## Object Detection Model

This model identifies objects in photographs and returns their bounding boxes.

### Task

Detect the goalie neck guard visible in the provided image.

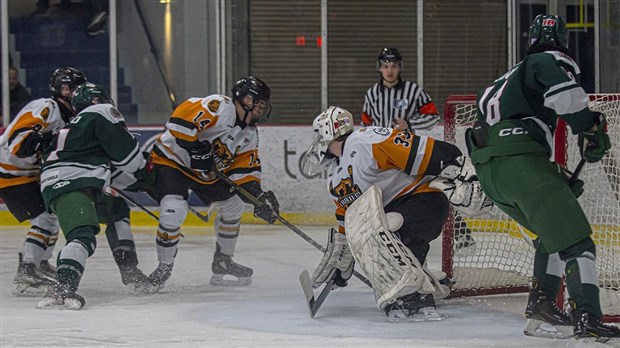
[301,106,354,176]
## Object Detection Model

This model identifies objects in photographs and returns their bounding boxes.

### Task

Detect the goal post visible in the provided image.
[442,94,620,322]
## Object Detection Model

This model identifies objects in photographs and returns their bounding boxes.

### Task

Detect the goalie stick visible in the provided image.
[299,270,335,318]
[209,167,373,288]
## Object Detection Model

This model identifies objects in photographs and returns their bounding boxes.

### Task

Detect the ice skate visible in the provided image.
[112,250,153,294]
[454,214,476,250]
[37,284,85,310]
[384,292,441,322]
[523,284,572,339]
[119,265,154,294]
[38,259,57,280]
[454,228,476,250]
[13,259,56,297]
[210,248,253,286]
[147,262,174,293]
[572,309,620,345]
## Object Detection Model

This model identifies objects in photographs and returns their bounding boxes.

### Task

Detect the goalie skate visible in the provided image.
[384,293,442,322]
[210,251,253,286]
[37,287,85,310]
[13,261,56,297]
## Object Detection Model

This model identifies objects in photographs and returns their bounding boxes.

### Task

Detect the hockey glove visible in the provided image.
[430,177,494,216]
[578,112,611,163]
[188,141,216,171]
[253,190,280,224]
[311,228,354,289]
[15,131,55,158]
[447,155,475,181]
[559,165,584,199]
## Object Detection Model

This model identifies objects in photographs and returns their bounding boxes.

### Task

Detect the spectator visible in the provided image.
[32,0,108,37]
[9,66,34,121]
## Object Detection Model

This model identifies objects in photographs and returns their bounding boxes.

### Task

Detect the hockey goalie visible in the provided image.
[303,106,493,319]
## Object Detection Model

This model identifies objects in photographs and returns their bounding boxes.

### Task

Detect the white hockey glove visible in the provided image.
[311,228,355,289]
[430,155,493,216]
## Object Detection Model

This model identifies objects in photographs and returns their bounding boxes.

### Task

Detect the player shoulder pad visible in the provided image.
[25,98,56,122]
[202,94,236,126]
[80,104,125,124]
[355,127,393,142]
[536,51,581,76]
[200,94,232,115]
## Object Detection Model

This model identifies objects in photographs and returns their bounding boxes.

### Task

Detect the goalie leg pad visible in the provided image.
[345,185,435,311]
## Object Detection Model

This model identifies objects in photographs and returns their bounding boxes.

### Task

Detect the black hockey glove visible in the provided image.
[125,153,157,193]
[578,112,611,163]
[254,190,280,224]
[559,164,584,199]
[15,131,55,158]
[188,141,216,171]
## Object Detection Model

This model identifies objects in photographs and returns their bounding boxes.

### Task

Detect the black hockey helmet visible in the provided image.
[377,48,404,75]
[378,48,402,63]
[528,14,568,51]
[49,67,87,100]
[71,82,115,113]
[231,76,272,126]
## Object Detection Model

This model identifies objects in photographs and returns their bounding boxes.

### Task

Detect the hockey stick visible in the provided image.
[299,269,335,318]
[568,158,586,186]
[107,187,191,237]
[188,206,210,223]
[209,167,373,288]
[108,187,160,222]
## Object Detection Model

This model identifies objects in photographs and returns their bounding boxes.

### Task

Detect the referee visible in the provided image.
[362,48,440,131]
[363,48,475,250]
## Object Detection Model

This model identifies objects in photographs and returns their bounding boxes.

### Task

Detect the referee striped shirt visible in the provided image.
[362,79,440,130]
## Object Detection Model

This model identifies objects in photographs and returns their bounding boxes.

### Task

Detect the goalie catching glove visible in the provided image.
[578,111,611,163]
[311,228,355,289]
[430,155,493,216]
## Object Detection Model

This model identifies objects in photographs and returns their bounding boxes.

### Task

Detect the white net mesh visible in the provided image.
[443,94,620,317]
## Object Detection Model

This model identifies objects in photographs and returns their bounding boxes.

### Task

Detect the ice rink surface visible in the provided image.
[0,225,612,348]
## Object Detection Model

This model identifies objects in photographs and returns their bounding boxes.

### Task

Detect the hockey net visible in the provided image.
[442,94,620,321]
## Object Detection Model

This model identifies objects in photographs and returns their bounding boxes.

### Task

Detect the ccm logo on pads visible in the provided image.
[498,127,528,136]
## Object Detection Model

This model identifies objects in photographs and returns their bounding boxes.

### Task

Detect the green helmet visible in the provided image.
[528,14,568,50]
[71,82,114,113]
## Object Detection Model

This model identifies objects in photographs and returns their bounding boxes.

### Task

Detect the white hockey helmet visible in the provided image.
[301,106,354,176]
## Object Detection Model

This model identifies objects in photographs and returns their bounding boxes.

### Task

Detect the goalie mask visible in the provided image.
[301,106,354,176]
[231,76,272,126]
[528,14,568,51]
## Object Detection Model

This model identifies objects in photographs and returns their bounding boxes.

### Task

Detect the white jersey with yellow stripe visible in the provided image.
[0,98,65,188]
[327,127,439,233]
[152,94,261,185]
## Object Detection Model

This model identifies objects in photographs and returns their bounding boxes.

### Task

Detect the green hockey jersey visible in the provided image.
[476,50,596,151]
[40,104,144,206]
